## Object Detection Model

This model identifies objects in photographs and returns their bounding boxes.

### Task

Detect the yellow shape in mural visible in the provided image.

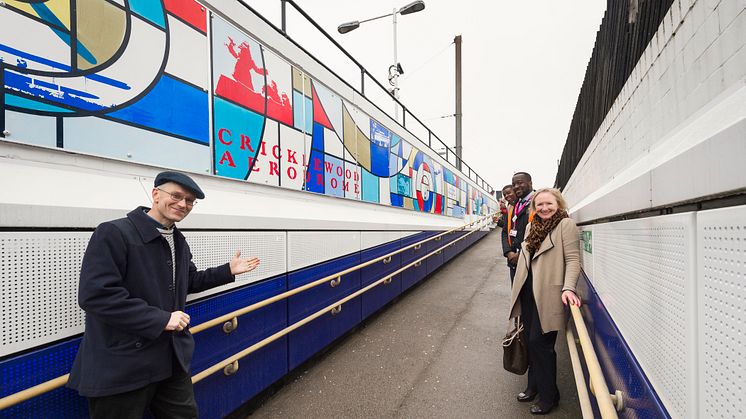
[76,0,126,70]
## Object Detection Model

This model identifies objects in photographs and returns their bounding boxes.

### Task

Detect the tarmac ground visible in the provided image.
[247,229,581,418]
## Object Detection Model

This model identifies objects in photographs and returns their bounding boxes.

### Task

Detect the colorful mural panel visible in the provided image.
[0,0,494,218]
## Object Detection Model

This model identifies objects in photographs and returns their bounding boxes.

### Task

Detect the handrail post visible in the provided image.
[281,0,287,33]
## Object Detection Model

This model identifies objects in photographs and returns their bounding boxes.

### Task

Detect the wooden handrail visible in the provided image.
[569,304,623,418]
[0,215,493,410]
[565,327,594,419]
[189,214,493,334]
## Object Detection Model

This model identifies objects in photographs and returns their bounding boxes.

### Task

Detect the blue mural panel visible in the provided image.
[324,154,344,197]
[129,0,166,28]
[305,149,325,194]
[108,74,209,143]
[292,90,312,134]
[213,97,265,180]
[361,168,379,203]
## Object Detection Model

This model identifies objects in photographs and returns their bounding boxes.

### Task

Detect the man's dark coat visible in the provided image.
[501,199,533,259]
[68,207,234,397]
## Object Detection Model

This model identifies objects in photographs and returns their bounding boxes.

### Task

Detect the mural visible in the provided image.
[1,0,494,217]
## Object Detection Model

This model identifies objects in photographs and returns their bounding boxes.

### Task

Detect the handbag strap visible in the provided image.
[502,317,524,347]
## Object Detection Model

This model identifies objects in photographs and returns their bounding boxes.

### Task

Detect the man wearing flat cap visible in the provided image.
[68,171,260,418]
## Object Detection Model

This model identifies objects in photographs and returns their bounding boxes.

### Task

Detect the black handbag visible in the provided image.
[502,317,528,375]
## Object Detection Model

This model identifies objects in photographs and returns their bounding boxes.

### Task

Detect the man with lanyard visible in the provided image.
[501,172,535,282]
[68,171,261,418]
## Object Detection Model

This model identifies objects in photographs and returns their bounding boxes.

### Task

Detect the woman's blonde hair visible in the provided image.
[530,188,568,213]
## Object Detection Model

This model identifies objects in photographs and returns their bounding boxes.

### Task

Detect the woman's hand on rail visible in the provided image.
[230,251,261,275]
[562,290,581,308]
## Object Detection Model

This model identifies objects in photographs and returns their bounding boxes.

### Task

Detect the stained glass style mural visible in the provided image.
[0,0,494,217]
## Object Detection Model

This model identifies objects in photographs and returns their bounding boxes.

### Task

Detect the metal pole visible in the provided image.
[393,9,399,121]
[454,35,462,170]
[281,0,287,33]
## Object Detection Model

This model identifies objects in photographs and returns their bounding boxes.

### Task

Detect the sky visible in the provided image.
[249,0,607,193]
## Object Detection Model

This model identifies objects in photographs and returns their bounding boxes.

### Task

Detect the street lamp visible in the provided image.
[337,1,426,120]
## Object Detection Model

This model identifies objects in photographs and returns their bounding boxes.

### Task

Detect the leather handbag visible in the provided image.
[502,317,528,375]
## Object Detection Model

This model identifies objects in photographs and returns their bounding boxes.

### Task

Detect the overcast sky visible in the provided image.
[250,1,607,192]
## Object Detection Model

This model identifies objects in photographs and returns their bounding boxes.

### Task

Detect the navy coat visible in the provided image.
[68,207,234,397]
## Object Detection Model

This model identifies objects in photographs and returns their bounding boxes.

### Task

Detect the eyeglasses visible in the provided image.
[157,188,198,206]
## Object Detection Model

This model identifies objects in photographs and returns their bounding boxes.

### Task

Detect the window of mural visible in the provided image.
[0,0,492,217]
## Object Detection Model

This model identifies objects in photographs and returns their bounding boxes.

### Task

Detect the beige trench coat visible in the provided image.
[508,217,581,333]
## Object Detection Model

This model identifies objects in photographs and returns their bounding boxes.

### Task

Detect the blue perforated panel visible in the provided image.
[0,340,86,418]
[576,272,671,419]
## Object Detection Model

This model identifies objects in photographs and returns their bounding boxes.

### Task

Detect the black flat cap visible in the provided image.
[154,171,205,199]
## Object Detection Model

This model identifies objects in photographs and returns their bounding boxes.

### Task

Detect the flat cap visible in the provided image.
[154,171,205,199]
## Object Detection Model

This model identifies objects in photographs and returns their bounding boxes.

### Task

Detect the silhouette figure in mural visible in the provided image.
[226,37,267,92]
[216,36,293,125]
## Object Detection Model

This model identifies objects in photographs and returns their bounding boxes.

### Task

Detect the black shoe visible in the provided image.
[530,398,559,415]
[517,389,538,402]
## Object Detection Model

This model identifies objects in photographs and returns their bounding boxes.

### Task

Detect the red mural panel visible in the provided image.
[164,0,207,33]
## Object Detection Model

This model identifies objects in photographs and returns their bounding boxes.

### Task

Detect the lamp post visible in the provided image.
[338,1,426,121]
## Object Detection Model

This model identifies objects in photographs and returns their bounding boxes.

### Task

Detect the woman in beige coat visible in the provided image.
[508,188,581,415]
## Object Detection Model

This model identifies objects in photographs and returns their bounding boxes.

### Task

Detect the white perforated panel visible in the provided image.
[698,206,746,419]
[591,213,696,419]
[287,231,361,271]
[185,232,287,301]
[0,232,89,357]
[361,231,404,250]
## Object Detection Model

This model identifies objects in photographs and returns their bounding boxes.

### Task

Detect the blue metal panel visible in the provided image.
[425,232,445,275]
[361,273,402,319]
[288,297,362,370]
[288,253,361,323]
[401,260,427,292]
[188,276,288,417]
[287,253,362,370]
[0,340,86,419]
[360,240,401,287]
[576,273,670,419]
[360,239,402,317]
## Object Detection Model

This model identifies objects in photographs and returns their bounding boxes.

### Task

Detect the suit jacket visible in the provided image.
[501,198,532,258]
[508,218,580,333]
[67,207,234,397]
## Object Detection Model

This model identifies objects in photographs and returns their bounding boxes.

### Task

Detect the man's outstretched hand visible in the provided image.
[230,250,261,275]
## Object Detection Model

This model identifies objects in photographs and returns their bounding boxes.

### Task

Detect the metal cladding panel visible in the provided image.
[401,262,427,292]
[0,340,85,418]
[360,241,402,287]
[287,231,361,272]
[697,206,746,419]
[185,231,287,301]
[360,231,404,249]
[287,253,361,324]
[189,276,288,418]
[288,296,362,371]
[361,273,402,319]
[589,213,696,419]
[575,274,671,419]
[0,232,89,358]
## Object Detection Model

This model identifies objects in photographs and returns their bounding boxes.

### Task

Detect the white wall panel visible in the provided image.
[287,231,361,272]
[0,232,88,357]
[590,213,697,419]
[185,231,287,301]
[361,231,403,250]
[697,205,746,419]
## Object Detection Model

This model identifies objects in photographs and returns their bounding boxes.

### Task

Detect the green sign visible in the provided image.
[581,231,592,253]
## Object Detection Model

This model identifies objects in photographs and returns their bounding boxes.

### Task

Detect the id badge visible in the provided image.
[509,229,518,237]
